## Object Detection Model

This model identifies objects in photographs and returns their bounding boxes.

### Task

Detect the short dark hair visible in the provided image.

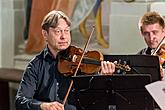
[139,11,165,31]
[41,10,71,32]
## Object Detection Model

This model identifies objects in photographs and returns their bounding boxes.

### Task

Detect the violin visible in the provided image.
[152,37,165,66]
[58,45,131,76]
[151,37,165,80]
[155,43,165,65]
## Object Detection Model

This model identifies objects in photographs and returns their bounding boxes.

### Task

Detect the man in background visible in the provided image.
[138,11,165,80]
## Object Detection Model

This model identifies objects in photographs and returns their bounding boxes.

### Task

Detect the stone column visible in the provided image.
[0,0,14,68]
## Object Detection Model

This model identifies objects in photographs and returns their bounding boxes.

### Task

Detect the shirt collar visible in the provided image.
[43,45,70,60]
[43,45,54,59]
[146,47,152,55]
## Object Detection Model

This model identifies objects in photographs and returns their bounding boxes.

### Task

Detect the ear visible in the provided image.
[139,26,144,36]
[42,30,48,40]
[162,27,165,37]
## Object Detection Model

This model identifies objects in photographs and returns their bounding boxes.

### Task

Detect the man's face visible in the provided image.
[141,23,165,49]
[43,18,71,52]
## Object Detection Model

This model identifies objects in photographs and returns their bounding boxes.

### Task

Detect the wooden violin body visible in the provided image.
[58,46,131,76]
[58,46,103,76]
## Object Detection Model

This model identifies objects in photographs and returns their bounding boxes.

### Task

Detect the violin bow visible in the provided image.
[63,26,95,105]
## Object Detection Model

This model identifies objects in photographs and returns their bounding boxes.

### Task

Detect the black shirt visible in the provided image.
[137,47,152,55]
[15,46,76,110]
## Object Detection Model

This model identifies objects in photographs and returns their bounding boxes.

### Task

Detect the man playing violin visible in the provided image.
[15,10,116,110]
[137,11,165,80]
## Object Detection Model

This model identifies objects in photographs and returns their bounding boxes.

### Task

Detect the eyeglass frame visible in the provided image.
[49,27,71,36]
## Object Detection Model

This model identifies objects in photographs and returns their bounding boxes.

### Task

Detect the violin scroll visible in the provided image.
[115,63,131,72]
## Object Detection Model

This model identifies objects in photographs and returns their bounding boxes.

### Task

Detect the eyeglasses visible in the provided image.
[50,28,70,35]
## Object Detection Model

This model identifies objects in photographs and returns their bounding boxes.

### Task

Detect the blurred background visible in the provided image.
[0,0,165,110]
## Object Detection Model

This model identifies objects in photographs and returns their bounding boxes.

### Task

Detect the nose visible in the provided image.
[60,34,65,39]
[148,32,155,41]
[60,31,65,39]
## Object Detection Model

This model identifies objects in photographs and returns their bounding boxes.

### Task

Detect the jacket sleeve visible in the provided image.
[15,60,42,110]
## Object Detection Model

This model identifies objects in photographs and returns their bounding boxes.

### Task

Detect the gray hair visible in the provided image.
[41,10,71,32]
